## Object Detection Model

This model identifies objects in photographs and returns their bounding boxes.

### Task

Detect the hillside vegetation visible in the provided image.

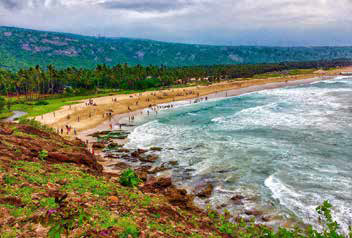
[0,121,351,237]
[1,26,352,70]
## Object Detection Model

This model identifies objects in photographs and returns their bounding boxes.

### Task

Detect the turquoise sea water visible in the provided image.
[125,77,352,233]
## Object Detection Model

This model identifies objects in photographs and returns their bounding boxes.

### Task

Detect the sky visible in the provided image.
[0,0,351,46]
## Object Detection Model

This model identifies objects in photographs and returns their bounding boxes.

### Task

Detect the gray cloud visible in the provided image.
[0,0,351,46]
[100,0,195,12]
[0,0,23,10]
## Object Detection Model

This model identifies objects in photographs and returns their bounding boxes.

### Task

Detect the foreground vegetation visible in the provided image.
[0,121,351,237]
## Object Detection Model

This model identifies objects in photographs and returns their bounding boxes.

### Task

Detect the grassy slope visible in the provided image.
[0,122,349,237]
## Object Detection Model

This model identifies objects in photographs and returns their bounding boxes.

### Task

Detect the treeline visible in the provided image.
[0,59,351,97]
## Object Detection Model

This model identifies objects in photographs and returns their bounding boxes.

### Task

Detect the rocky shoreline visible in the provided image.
[88,129,281,226]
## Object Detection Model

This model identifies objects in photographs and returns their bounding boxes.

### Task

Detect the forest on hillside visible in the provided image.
[2,26,352,70]
[0,59,350,98]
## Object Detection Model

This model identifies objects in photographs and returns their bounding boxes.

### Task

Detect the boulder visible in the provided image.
[244,209,263,216]
[139,155,158,163]
[195,183,214,198]
[231,195,245,205]
[142,177,172,193]
[92,142,105,149]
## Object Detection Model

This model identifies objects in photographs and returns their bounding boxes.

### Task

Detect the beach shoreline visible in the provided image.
[35,66,352,138]
[78,75,334,142]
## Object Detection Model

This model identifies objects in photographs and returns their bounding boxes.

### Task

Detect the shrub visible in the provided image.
[0,96,5,111]
[39,150,48,160]
[35,100,49,106]
[119,169,141,188]
[18,118,54,133]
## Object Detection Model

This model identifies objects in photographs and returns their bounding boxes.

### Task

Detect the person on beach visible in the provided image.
[74,128,77,136]
[109,123,112,131]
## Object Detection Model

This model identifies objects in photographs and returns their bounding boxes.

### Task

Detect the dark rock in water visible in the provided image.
[137,148,148,154]
[216,204,227,209]
[195,183,214,198]
[131,151,142,158]
[92,142,105,149]
[139,155,158,163]
[245,209,264,216]
[103,142,121,151]
[117,148,130,153]
[148,164,168,174]
[261,215,272,222]
[139,165,152,171]
[184,168,195,172]
[169,160,178,166]
[89,130,130,141]
[150,147,162,151]
[231,195,245,205]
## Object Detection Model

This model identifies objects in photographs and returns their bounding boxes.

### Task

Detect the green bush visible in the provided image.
[119,169,141,188]
[18,118,54,133]
[39,150,48,160]
[35,100,49,106]
[0,96,5,111]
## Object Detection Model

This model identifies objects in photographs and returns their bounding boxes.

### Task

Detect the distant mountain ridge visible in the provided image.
[1,26,352,70]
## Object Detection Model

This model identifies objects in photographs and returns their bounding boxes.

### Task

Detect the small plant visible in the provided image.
[3,175,17,185]
[117,218,140,238]
[39,150,48,160]
[119,169,141,188]
[315,200,345,238]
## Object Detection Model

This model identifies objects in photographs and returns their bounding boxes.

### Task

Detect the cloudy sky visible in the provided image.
[0,0,351,46]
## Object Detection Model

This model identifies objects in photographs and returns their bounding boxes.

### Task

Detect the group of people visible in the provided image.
[57,125,77,136]
[85,99,97,106]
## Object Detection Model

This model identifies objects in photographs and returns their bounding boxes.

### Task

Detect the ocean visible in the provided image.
[124,77,352,233]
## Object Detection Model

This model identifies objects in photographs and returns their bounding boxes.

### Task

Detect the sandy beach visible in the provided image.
[35,66,352,137]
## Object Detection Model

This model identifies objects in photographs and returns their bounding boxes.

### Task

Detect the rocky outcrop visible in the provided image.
[0,122,103,173]
[195,183,214,198]
[141,176,197,210]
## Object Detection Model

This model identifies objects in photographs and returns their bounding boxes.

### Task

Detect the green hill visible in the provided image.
[1,26,352,70]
